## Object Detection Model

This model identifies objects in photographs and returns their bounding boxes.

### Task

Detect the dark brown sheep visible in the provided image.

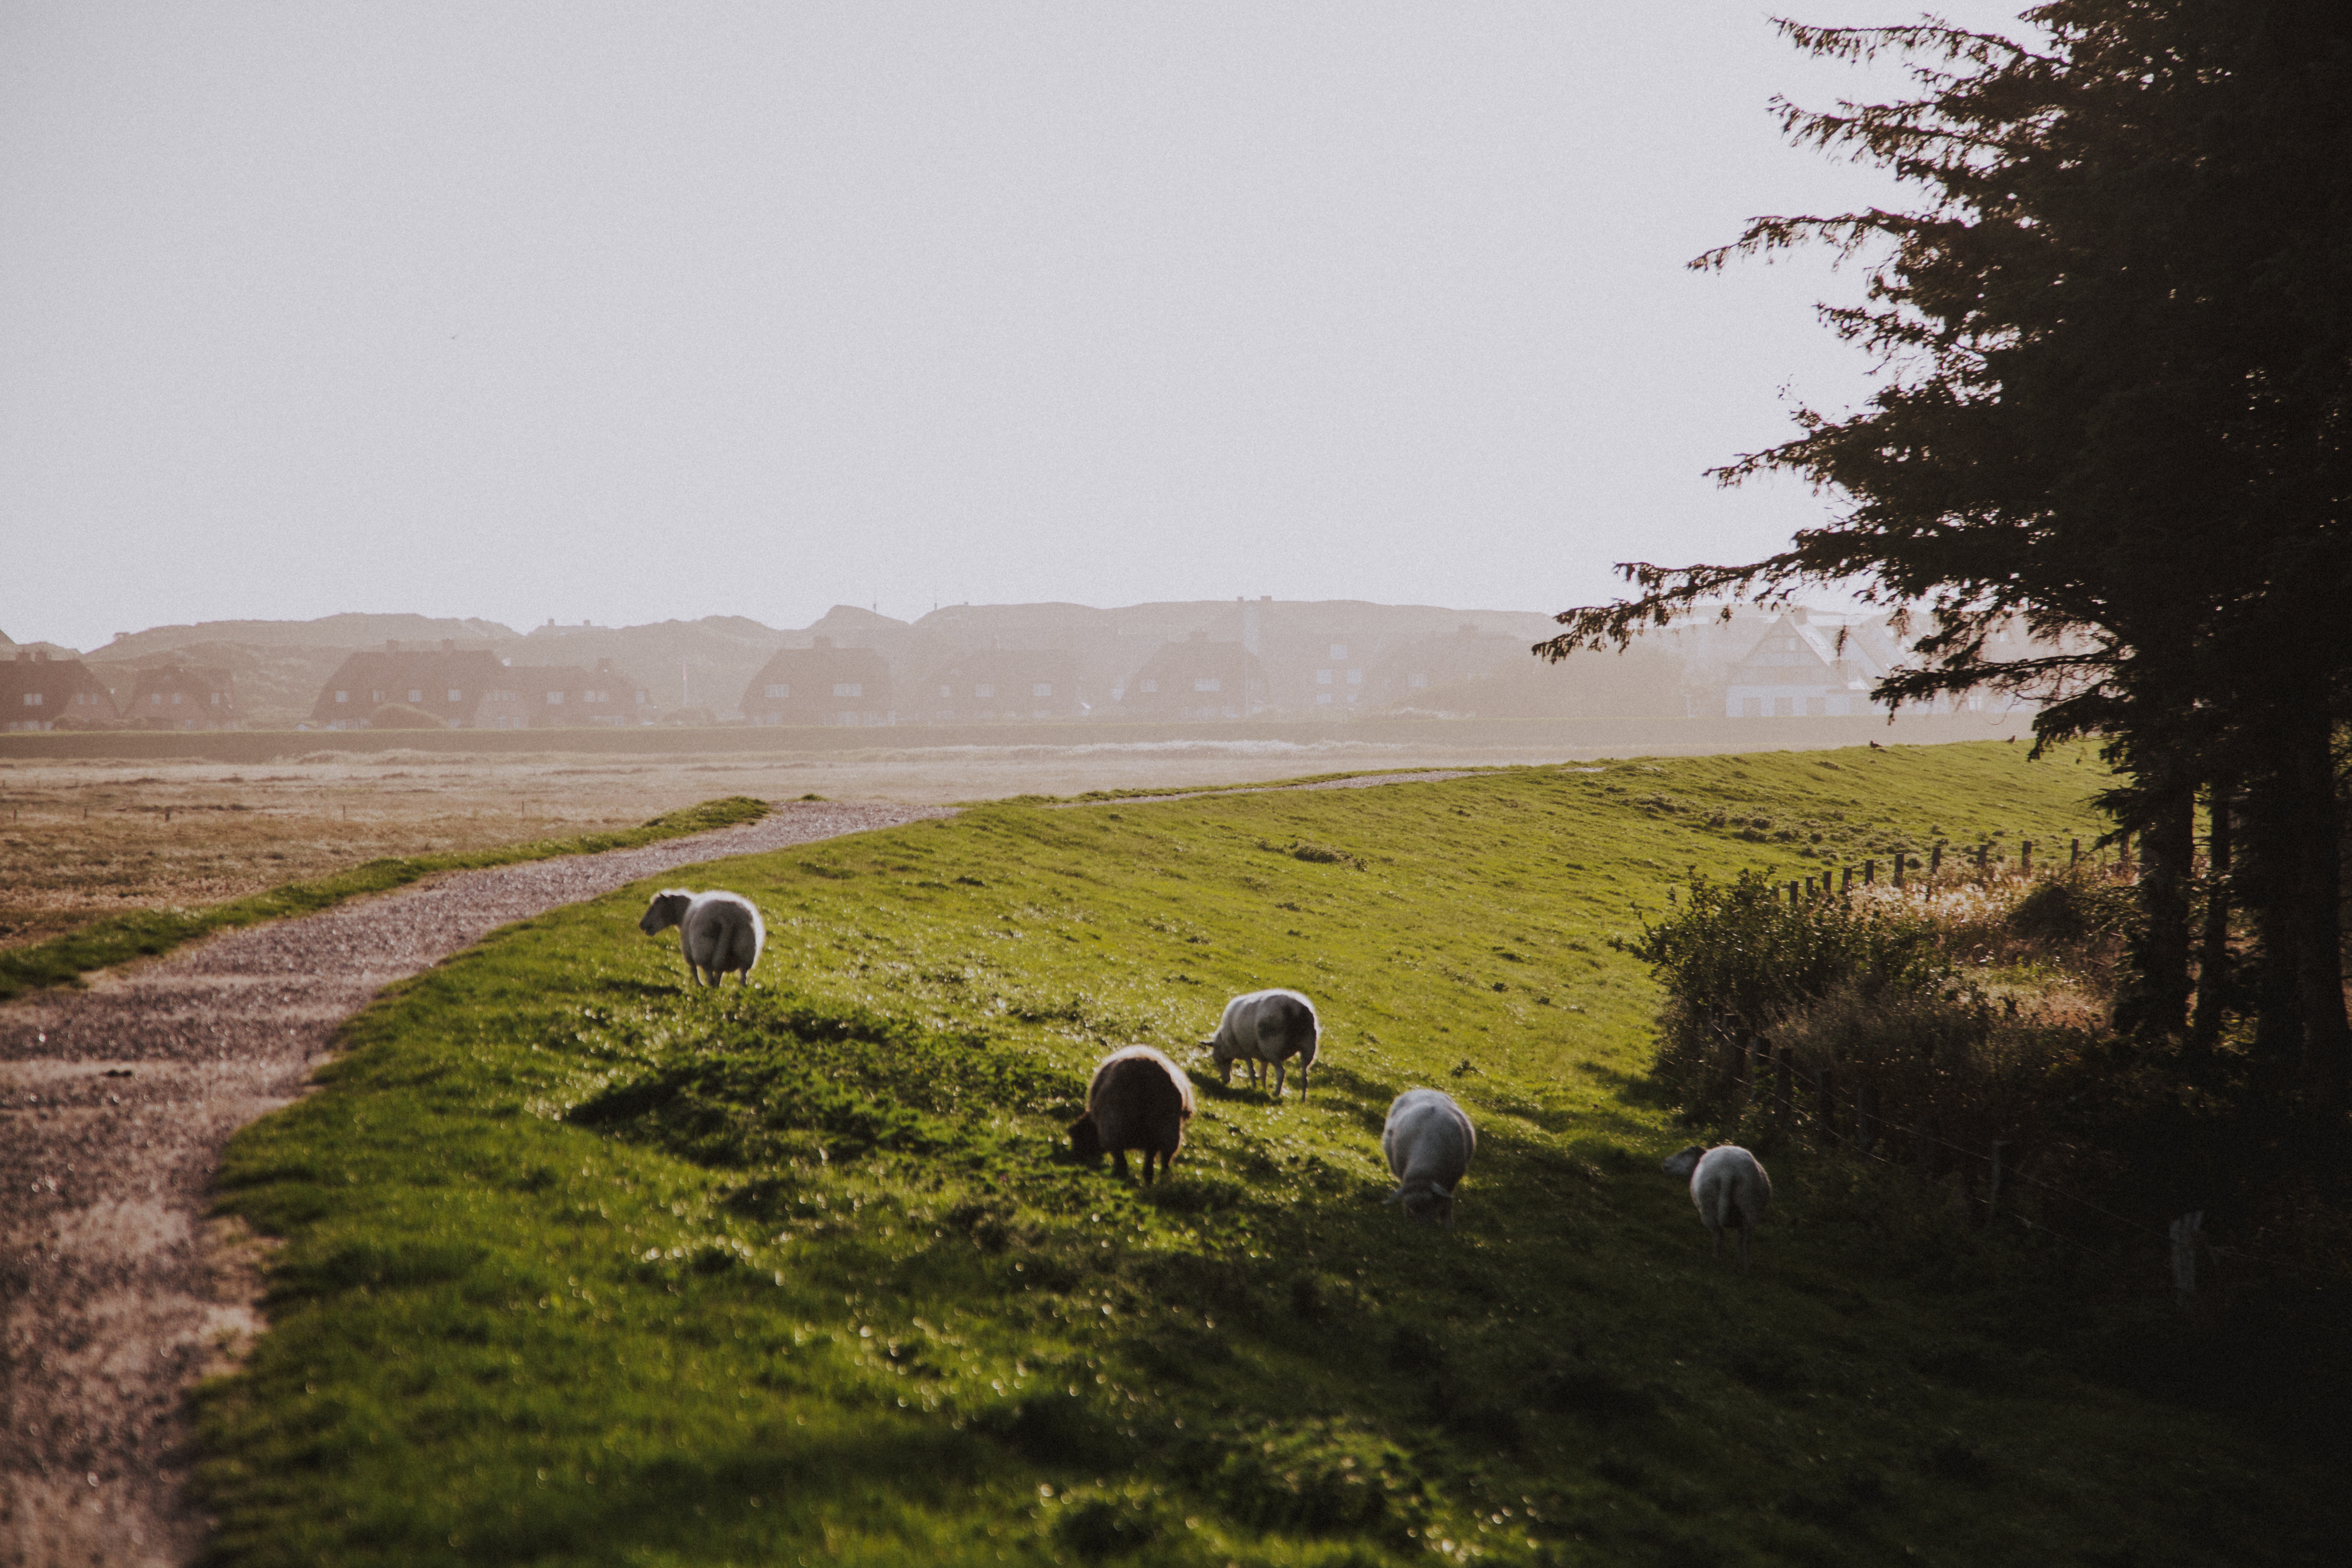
[1068,1045,1196,1182]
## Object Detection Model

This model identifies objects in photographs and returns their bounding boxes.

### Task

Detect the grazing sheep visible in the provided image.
[1202,988,1321,1101]
[1661,1144,1772,1271]
[638,888,765,986]
[1381,1088,1475,1228]
[1069,1045,1196,1182]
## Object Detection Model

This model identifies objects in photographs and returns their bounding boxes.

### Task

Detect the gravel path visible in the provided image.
[1051,768,1482,807]
[0,802,944,1568]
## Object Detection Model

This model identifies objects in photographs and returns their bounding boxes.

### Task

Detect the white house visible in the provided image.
[1723,610,1897,717]
[1724,608,2055,717]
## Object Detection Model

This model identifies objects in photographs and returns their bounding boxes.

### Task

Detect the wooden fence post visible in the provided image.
[2070,838,2081,867]
[1930,843,1942,879]
[1841,866,1853,895]
[2022,840,2033,877]
[1893,851,1906,889]
[1864,859,1876,885]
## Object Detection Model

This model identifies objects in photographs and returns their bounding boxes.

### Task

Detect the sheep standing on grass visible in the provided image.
[638,888,765,987]
[1382,1088,1475,1228]
[1069,1045,1196,1182]
[1662,1144,1772,1271]
[1203,988,1320,1101]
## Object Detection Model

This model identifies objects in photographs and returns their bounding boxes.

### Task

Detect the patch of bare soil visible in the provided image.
[0,748,1527,953]
[0,801,944,1568]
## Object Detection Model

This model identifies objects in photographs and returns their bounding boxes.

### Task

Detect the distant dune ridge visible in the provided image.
[24,598,2042,731]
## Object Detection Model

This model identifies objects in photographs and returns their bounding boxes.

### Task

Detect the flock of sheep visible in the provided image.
[641,886,1770,1264]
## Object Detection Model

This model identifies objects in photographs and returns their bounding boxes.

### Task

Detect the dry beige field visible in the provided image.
[0,736,1583,950]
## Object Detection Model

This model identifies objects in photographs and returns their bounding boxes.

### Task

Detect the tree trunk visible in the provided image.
[2118,769,2196,1041]
[2234,706,2351,1108]
[2189,784,2235,1050]
[2280,710,2350,1106]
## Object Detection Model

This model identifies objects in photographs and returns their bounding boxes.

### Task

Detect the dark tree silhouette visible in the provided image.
[1539,1,2352,1101]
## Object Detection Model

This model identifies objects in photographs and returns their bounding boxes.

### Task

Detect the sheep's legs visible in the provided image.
[1112,1150,1131,1180]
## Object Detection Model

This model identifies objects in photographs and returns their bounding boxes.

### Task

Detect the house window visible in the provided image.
[1316,670,1333,684]
[1032,683,1052,697]
[975,683,994,699]
[1346,669,1362,685]
[1409,673,1427,689]
[547,691,564,704]
[1330,643,1348,660]
[1139,680,1158,694]
[449,689,462,702]
[372,690,384,703]
[335,691,348,703]
[21,693,39,706]
[211,692,221,705]
[833,682,862,698]
[1194,677,1221,693]
[408,689,423,703]
[172,693,182,705]
[766,684,789,700]
[1315,693,1332,705]
[152,695,162,706]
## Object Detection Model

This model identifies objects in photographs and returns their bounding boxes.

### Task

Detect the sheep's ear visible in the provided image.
[1382,1187,1406,1206]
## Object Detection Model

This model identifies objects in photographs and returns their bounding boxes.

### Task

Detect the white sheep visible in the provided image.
[1381,1088,1475,1227]
[638,888,765,986]
[1661,1144,1772,1271]
[1069,1045,1197,1182]
[1202,988,1321,1101]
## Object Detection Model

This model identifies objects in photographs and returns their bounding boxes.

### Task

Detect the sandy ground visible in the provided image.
[0,801,945,1568]
[0,739,1609,952]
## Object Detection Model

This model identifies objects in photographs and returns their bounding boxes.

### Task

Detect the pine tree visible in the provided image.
[1541,1,2352,1100]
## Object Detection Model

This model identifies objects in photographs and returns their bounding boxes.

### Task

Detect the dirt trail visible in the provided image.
[0,801,944,1568]
[1049,768,1483,807]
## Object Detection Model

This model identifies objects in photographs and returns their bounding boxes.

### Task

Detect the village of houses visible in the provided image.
[0,597,2048,735]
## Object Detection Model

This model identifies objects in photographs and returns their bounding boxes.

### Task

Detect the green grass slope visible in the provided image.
[0,797,770,1003]
[195,744,2336,1566]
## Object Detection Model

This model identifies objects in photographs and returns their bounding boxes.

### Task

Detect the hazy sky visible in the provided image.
[3,2,2036,650]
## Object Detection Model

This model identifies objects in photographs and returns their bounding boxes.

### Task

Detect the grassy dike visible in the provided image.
[0,797,771,1003]
[193,745,2336,1566]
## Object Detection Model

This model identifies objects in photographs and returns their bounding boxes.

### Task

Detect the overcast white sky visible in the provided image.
[2,1,2036,650]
